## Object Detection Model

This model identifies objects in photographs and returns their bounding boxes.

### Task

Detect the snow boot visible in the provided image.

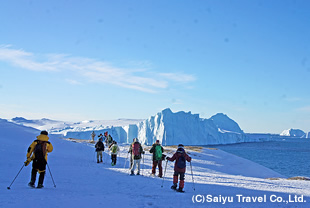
[37,184,44,189]
[130,171,135,176]
[97,159,100,163]
[137,172,140,175]
[171,183,177,190]
[176,188,184,193]
[28,182,35,188]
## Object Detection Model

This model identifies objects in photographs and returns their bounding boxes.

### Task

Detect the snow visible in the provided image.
[1,118,310,208]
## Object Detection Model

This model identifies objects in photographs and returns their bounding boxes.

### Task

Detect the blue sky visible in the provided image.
[0,0,310,133]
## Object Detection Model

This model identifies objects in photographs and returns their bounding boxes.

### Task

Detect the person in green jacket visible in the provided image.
[149,140,164,177]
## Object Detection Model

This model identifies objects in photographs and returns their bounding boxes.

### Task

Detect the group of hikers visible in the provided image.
[23,130,192,192]
[94,132,192,192]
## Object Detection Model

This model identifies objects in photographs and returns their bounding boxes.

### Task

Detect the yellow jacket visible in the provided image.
[26,134,53,162]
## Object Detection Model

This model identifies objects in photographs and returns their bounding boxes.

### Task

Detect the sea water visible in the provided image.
[208,138,310,178]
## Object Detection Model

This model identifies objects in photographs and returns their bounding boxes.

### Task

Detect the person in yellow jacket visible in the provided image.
[24,130,53,188]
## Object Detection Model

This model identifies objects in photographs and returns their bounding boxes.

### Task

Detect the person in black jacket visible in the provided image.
[95,137,105,163]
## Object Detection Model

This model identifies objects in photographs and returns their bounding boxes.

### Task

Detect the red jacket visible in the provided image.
[168,149,191,173]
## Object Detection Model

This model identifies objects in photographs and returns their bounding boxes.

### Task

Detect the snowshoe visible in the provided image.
[176,188,184,193]
[171,184,177,190]
[28,182,35,188]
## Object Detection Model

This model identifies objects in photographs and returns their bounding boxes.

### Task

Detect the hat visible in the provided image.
[156,140,160,144]
[178,144,184,149]
[134,138,139,143]
[177,147,184,153]
[41,130,48,135]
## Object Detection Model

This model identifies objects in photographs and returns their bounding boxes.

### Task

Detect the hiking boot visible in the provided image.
[171,184,177,190]
[176,188,184,193]
[37,184,44,189]
[28,182,35,188]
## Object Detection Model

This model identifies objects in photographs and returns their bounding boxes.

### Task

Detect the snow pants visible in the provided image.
[152,160,163,177]
[30,159,46,185]
[173,171,185,189]
[131,159,141,174]
[97,151,103,162]
[111,154,117,164]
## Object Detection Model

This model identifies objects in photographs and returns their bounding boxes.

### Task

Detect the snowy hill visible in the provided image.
[280,129,307,138]
[1,118,310,207]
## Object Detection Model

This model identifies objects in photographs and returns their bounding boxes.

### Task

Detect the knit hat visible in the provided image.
[156,140,160,144]
[41,130,48,135]
[178,144,184,149]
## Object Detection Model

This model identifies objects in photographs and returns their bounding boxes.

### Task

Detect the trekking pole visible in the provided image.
[141,154,145,176]
[7,164,25,190]
[161,160,168,188]
[190,161,195,191]
[47,163,56,188]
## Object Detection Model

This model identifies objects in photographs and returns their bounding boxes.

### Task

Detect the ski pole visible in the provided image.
[7,164,25,190]
[190,161,195,191]
[161,160,168,188]
[47,163,56,188]
[141,154,145,176]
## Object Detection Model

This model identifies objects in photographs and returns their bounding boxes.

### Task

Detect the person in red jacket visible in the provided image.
[166,144,191,192]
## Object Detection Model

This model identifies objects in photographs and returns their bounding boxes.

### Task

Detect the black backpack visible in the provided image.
[34,141,46,161]
[177,154,186,169]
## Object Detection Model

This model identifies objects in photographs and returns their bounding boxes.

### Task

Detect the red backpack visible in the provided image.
[132,142,140,156]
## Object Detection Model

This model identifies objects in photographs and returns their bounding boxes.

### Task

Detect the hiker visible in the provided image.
[91,131,96,141]
[149,140,164,177]
[166,144,192,192]
[109,141,120,166]
[105,132,113,146]
[98,133,104,141]
[128,138,135,169]
[128,138,144,175]
[24,130,53,188]
[95,137,105,163]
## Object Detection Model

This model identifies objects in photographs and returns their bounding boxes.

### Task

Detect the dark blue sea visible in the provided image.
[208,138,310,178]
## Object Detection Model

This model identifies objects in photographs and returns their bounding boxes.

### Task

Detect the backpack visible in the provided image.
[132,142,140,156]
[154,145,162,161]
[111,145,118,154]
[177,154,186,169]
[34,141,46,161]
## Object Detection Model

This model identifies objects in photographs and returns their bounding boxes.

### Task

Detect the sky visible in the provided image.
[0,0,310,134]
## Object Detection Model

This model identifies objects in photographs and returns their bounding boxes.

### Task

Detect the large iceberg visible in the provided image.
[280,129,306,138]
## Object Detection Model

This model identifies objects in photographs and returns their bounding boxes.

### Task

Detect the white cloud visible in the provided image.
[0,45,196,93]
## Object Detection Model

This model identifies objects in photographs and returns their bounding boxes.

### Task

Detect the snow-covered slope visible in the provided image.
[1,118,310,208]
[280,129,306,138]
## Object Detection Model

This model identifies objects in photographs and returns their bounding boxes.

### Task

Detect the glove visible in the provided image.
[24,158,31,166]
[166,157,170,161]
